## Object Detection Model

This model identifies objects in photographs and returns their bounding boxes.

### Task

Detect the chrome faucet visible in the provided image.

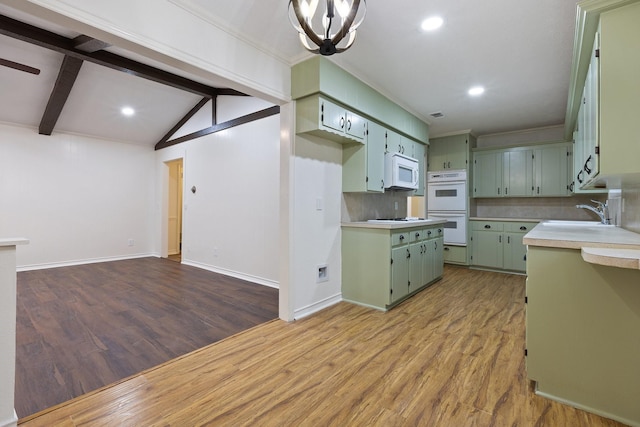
[576,200,610,224]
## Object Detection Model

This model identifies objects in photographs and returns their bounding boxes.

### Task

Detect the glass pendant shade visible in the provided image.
[289,0,366,55]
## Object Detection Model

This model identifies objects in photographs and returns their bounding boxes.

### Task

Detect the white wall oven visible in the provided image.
[427,170,468,246]
[425,213,467,245]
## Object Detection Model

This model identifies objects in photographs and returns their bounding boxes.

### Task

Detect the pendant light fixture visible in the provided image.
[288,0,366,56]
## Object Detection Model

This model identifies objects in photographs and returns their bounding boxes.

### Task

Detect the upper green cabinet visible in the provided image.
[473,142,571,198]
[292,56,429,144]
[296,95,367,144]
[565,0,640,189]
[428,134,472,171]
[343,121,386,193]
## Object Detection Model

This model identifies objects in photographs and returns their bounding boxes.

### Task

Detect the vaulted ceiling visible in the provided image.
[0,1,580,145]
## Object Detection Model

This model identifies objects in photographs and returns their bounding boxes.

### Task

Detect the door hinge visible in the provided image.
[525,296,528,304]
[525,349,528,357]
[595,146,600,155]
[390,258,393,265]
[366,176,369,183]
[595,48,600,58]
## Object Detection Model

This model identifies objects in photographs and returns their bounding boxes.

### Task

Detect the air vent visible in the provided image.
[430,112,444,118]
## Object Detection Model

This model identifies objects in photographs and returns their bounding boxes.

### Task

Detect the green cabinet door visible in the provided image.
[366,121,386,192]
[428,138,448,171]
[408,241,423,293]
[428,134,469,171]
[473,151,502,197]
[412,142,426,196]
[534,144,570,196]
[391,246,409,303]
[471,230,503,269]
[447,135,470,170]
[433,237,444,279]
[503,149,533,197]
[504,232,527,271]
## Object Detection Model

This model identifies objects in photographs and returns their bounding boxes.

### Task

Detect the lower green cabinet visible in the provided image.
[342,224,444,310]
[470,220,537,273]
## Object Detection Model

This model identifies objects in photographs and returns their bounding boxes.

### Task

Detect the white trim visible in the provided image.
[293,294,342,320]
[181,260,279,289]
[16,253,156,272]
[341,298,387,312]
[0,410,18,427]
[535,388,640,427]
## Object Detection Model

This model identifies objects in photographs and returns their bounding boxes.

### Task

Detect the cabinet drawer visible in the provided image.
[505,222,538,233]
[471,221,504,232]
[392,231,410,246]
[409,229,425,243]
[443,245,467,264]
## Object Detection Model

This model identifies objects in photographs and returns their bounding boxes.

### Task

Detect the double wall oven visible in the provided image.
[427,170,468,246]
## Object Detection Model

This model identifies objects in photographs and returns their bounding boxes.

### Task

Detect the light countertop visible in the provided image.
[342,219,447,230]
[469,217,542,223]
[524,221,640,269]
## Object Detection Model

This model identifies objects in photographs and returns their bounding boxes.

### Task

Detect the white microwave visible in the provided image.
[384,152,419,190]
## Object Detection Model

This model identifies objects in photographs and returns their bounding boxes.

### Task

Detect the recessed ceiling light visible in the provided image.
[421,16,443,31]
[121,106,135,116]
[468,86,485,96]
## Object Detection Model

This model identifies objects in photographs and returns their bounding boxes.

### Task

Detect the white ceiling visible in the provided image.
[0,0,580,145]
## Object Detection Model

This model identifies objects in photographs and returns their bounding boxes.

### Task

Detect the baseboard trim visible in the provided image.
[535,388,639,427]
[16,253,156,272]
[293,294,342,320]
[0,410,18,427]
[181,260,279,289]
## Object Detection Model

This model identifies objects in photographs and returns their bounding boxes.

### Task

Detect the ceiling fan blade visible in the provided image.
[0,58,40,75]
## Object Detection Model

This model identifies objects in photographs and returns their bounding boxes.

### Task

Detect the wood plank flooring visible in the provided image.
[15,257,279,418]
[19,266,627,426]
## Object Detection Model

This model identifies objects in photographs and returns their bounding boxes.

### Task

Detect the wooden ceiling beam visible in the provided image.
[155,97,211,148]
[73,35,111,53]
[155,105,280,151]
[39,55,83,135]
[0,14,240,98]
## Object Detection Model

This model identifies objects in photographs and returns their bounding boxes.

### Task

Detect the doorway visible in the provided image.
[167,159,183,262]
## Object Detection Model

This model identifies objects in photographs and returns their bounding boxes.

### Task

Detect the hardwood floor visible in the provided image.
[19,266,627,426]
[15,257,279,418]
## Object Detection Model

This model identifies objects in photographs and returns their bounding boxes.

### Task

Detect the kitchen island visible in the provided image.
[523,221,640,426]
[342,219,446,311]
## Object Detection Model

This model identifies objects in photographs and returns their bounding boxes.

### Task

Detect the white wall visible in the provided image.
[156,97,280,287]
[0,123,156,269]
[291,134,343,318]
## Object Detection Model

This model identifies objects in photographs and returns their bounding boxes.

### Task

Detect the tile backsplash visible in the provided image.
[621,187,640,233]
[342,192,410,222]
[474,195,610,222]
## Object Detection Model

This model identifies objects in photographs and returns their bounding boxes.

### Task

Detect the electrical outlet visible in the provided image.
[128,239,134,246]
[317,264,329,283]
[394,201,399,210]
[213,247,218,257]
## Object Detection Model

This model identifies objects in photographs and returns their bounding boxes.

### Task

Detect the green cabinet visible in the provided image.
[473,151,503,197]
[526,245,640,424]
[343,121,386,193]
[342,224,444,310]
[391,235,410,304]
[470,220,537,272]
[565,1,640,189]
[291,56,429,144]
[533,144,571,196]
[442,245,468,265]
[473,143,571,198]
[296,95,367,144]
[428,134,471,171]
[503,149,534,197]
